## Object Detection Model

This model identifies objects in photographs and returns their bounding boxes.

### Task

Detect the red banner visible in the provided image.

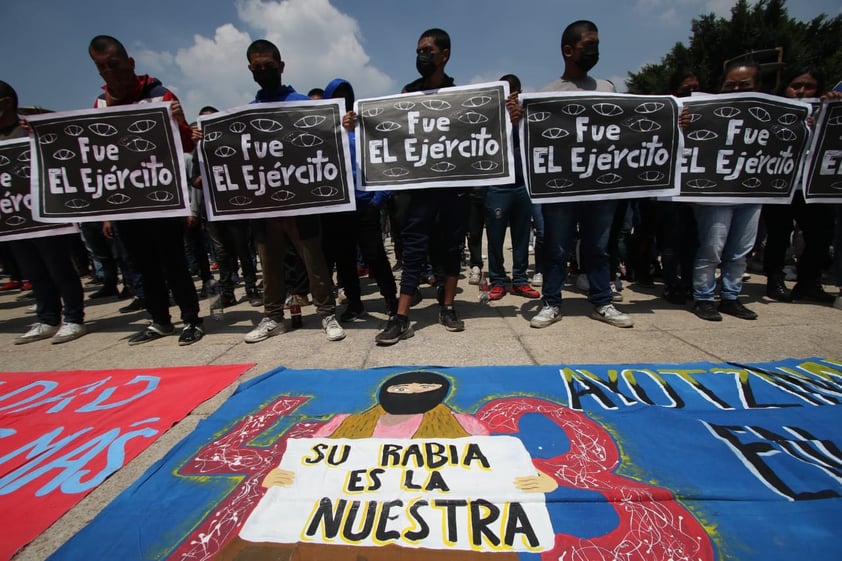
[0,364,253,560]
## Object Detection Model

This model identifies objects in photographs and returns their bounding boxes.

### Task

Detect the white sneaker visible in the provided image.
[528,244,535,255]
[244,317,284,343]
[611,283,624,302]
[591,304,634,328]
[322,315,346,341]
[468,266,481,285]
[337,287,347,305]
[52,322,86,344]
[532,272,543,287]
[575,273,589,292]
[530,304,562,328]
[834,294,842,310]
[15,322,60,345]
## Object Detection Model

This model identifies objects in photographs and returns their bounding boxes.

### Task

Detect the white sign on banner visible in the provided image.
[239,436,554,553]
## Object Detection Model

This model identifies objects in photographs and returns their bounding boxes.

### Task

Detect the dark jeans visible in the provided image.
[118,218,200,326]
[485,184,532,287]
[206,220,257,296]
[467,187,487,269]
[80,221,119,288]
[12,234,84,325]
[399,189,470,295]
[184,222,212,283]
[322,204,397,311]
[542,200,616,307]
[657,201,697,289]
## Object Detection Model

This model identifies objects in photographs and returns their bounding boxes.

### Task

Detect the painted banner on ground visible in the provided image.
[0,138,76,242]
[49,358,842,560]
[803,99,842,203]
[675,92,811,204]
[520,92,682,202]
[355,82,514,190]
[0,364,252,560]
[197,99,354,220]
[26,103,191,223]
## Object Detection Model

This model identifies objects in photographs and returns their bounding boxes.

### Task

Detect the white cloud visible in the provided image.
[136,0,394,119]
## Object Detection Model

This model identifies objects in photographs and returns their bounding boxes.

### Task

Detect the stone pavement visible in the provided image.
[4,246,841,560]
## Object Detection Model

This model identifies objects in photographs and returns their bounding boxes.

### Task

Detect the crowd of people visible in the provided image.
[1,20,841,349]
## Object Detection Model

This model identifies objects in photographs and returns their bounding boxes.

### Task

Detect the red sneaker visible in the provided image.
[21,281,33,291]
[0,280,22,291]
[488,285,506,301]
[511,284,541,299]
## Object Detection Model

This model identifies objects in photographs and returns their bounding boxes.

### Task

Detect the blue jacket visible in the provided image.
[324,78,389,209]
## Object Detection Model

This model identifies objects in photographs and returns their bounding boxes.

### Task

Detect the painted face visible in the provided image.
[721,66,758,93]
[90,46,136,100]
[378,372,450,415]
[785,72,819,99]
[386,382,444,394]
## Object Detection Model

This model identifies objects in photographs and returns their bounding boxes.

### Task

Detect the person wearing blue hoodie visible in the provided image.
[242,39,344,344]
[321,78,399,322]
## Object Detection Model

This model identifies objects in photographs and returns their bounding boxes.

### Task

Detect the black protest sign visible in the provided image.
[27,103,189,223]
[198,99,354,220]
[803,99,842,203]
[676,93,810,203]
[0,138,76,242]
[355,82,514,190]
[519,92,681,203]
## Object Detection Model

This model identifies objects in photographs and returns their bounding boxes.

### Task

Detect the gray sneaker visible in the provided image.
[530,304,561,328]
[322,315,346,341]
[52,322,87,344]
[245,317,284,343]
[15,322,60,345]
[591,303,634,328]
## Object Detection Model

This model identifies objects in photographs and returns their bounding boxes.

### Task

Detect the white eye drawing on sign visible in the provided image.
[635,101,665,114]
[742,177,762,189]
[362,107,384,117]
[287,132,324,148]
[229,195,253,206]
[596,172,623,185]
[294,115,326,129]
[393,101,416,111]
[713,107,740,119]
[64,124,84,137]
[311,186,339,198]
[53,149,76,161]
[382,167,410,178]
[592,103,623,117]
[39,133,58,145]
[462,95,492,108]
[127,119,157,134]
[561,104,586,116]
[230,122,247,134]
[430,161,456,173]
[747,107,771,123]
[106,193,132,205]
[472,161,499,171]
[121,137,157,153]
[147,191,174,203]
[271,190,296,202]
[88,122,119,137]
[541,128,569,139]
[421,99,451,111]
[527,112,552,123]
[687,178,718,189]
[251,119,284,133]
[546,178,574,189]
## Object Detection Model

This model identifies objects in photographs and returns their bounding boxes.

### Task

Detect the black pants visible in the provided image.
[763,193,833,285]
[12,234,84,325]
[322,204,397,310]
[206,219,257,296]
[118,218,200,326]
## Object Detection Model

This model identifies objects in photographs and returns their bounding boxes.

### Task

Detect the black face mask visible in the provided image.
[252,68,281,91]
[416,53,437,78]
[577,44,599,73]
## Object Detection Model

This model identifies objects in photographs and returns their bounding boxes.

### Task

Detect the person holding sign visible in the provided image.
[762,67,836,305]
[344,28,470,345]
[509,20,635,330]
[242,39,345,344]
[1,81,87,345]
[690,61,765,322]
[88,35,205,345]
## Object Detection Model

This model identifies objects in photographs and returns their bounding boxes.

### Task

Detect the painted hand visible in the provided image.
[262,468,296,488]
[513,470,558,493]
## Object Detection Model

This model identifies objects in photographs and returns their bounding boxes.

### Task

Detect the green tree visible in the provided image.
[626,0,842,94]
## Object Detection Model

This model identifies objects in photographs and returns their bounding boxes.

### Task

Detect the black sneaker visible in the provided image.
[765,275,793,302]
[128,322,175,345]
[246,288,263,307]
[692,300,722,322]
[719,299,758,320]
[375,315,413,345]
[791,282,835,304]
[119,297,145,313]
[178,322,205,346]
[89,285,119,299]
[663,285,689,305]
[439,305,465,332]
[339,302,366,322]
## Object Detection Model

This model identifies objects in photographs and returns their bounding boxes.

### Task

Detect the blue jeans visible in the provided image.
[532,203,544,275]
[485,185,532,287]
[541,200,617,307]
[692,204,761,302]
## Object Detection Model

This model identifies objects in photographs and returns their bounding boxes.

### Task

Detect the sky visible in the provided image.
[4,0,840,120]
